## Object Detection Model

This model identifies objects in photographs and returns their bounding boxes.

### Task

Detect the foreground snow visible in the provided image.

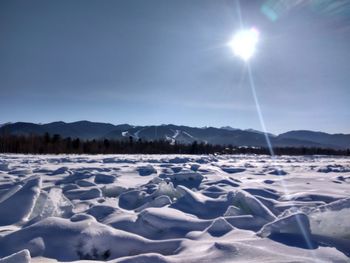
[0,154,349,263]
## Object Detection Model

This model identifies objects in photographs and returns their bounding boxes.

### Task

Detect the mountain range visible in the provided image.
[1,121,349,149]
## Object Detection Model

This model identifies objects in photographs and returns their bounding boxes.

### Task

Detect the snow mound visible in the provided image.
[221,167,246,174]
[0,217,181,261]
[137,165,157,176]
[268,169,287,176]
[162,172,204,188]
[168,157,191,163]
[137,207,210,233]
[171,186,234,219]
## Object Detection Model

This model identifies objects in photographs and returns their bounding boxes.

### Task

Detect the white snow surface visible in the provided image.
[0,154,349,262]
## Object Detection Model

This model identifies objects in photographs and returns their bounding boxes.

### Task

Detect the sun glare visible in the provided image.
[228,27,259,61]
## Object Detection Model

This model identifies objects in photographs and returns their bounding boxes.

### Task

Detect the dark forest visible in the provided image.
[0,133,349,156]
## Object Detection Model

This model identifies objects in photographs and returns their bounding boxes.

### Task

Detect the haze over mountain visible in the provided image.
[1,121,349,150]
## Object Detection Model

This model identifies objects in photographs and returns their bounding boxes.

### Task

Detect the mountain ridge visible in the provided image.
[1,121,349,149]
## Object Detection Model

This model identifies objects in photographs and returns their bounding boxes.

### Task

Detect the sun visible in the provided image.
[228,27,259,61]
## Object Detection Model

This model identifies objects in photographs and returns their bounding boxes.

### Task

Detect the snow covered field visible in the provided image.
[0,154,349,263]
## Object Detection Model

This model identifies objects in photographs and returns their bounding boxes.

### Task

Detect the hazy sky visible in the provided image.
[1,0,349,134]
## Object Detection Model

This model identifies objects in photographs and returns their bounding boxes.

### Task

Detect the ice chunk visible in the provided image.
[0,162,10,172]
[152,181,180,200]
[318,164,350,173]
[171,186,235,219]
[62,184,79,192]
[0,176,41,225]
[268,169,287,176]
[26,237,45,257]
[166,172,204,188]
[168,157,191,163]
[137,165,157,176]
[221,167,246,174]
[86,205,117,221]
[309,198,350,239]
[119,190,148,210]
[76,180,96,187]
[149,177,163,184]
[202,185,227,198]
[233,190,276,222]
[64,188,102,200]
[55,171,93,185]
[0,185,22,203]
[70,213,96,222]
[28,188,73,224]
[205,217,234,237]
[313,197,350,213]
[94,174,116,184]
[49,166,69,175]
[102,185,127,197]
[190,164,200,171]
[0,249,30,263]
[135,195,172,212]
[224,205,243,217]
[258,212,311,238]
[310,208,350,239]
[119,181,181,210]
[138,207,210,232]
[225,215,267,231]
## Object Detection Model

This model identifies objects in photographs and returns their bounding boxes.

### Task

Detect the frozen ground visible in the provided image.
[0,154,349,263]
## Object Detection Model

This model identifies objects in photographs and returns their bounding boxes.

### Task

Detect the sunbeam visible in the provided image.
[233,0,317,253]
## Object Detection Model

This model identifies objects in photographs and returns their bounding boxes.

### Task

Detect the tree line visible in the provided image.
[0,133,349,156]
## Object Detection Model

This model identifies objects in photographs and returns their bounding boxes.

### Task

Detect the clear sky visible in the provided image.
[1,0,349,134]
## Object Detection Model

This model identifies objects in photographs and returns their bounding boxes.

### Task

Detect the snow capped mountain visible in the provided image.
[245,128,276,137]
[220,126,239,131]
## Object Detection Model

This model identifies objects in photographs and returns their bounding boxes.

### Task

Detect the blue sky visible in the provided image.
[1,0,350,134]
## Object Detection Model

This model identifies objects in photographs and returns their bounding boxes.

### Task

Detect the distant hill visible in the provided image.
[0,121,349,149]
[0,121,131,140]
[278,130,350,150]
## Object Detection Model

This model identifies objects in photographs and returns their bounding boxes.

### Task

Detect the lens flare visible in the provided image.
[228,28,259,61]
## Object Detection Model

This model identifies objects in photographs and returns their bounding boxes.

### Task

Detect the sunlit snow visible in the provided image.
[0,154,349,262]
